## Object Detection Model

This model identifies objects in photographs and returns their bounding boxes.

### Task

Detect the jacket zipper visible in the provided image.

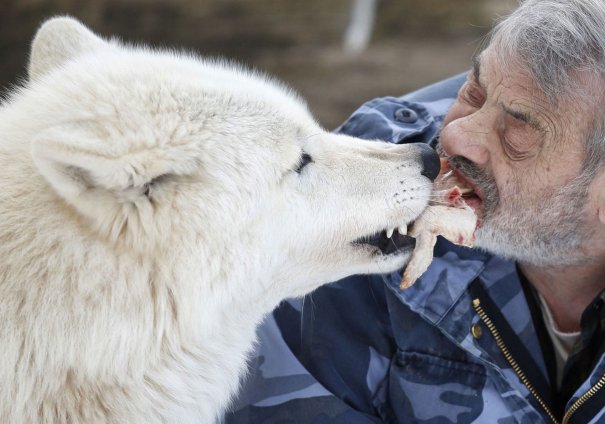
[472,298,559,424]
[562,372,605,424]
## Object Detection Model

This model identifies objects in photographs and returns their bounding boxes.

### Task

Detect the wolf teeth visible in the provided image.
[386,226,408,238]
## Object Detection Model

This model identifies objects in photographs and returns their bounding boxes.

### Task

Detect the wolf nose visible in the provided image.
[417,143,440,181]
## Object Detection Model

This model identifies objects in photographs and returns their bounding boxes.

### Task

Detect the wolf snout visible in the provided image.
[415,143,440,182]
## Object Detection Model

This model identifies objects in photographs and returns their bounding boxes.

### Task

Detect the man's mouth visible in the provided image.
[434,158,484,212]
[450,168,484,212]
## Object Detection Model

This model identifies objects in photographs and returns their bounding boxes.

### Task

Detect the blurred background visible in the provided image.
[0,0,516,129]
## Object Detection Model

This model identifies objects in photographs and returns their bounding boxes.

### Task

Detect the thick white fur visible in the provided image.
[0,17,433,423]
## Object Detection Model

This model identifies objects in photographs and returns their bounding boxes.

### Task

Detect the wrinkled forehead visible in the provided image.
[481,32,605,108]
[473,46,552,109]
[474,44,601,145]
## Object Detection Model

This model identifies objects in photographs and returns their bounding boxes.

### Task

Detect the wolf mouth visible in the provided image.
[353,228,416,255]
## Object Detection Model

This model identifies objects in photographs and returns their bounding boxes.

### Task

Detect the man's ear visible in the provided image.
[29,16,105,82]
[590,167,605,225]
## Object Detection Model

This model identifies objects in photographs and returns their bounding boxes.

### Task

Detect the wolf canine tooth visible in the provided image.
[386,228,394,238]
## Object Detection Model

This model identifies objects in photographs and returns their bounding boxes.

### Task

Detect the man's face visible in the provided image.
[439,45,597,266]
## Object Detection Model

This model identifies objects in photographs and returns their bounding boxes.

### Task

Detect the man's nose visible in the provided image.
[439,113,490,165]
[416,143,440,181]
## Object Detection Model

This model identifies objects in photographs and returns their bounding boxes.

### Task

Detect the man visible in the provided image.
[225,0,605,422]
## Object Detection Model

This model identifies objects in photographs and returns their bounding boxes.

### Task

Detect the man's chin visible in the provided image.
[472,224,562,266]
[471,227,517,259]
[471,219,518,257]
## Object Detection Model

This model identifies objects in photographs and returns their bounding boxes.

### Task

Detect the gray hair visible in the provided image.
[490,0,605,100]
[488,0,605,177]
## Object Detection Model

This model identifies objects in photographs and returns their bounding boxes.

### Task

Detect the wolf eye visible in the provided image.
[294,152,313,174]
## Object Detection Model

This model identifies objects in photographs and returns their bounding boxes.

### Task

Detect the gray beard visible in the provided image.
[447,155,591,267]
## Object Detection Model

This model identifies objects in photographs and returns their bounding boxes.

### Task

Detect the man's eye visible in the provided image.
[501,133,536,162]
[294,152,313,173]
[463,84,485,107]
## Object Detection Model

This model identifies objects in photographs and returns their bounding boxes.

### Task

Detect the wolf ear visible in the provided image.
[31,124,187,205]
[29,16,105,81]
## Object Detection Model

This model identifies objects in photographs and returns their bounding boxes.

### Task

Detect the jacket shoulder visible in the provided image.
[336,72,466,143]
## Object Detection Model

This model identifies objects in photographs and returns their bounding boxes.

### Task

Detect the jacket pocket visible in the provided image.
[386,350,487,423]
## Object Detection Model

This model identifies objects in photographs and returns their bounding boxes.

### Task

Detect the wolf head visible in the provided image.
[0,17,440,422]
[18,17,439,300]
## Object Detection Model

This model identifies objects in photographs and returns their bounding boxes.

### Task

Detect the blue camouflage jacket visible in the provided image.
[223,74,605,424]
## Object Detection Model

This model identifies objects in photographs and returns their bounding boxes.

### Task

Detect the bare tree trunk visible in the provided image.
[343,0,377,55]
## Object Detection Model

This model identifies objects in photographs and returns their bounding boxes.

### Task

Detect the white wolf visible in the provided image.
[0,17,439,423]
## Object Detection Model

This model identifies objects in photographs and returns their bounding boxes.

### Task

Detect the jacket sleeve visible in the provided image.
[223,275,391,424]
[222,74,467,424]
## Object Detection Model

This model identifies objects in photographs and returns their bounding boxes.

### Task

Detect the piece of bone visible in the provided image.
[400,196,477,289]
